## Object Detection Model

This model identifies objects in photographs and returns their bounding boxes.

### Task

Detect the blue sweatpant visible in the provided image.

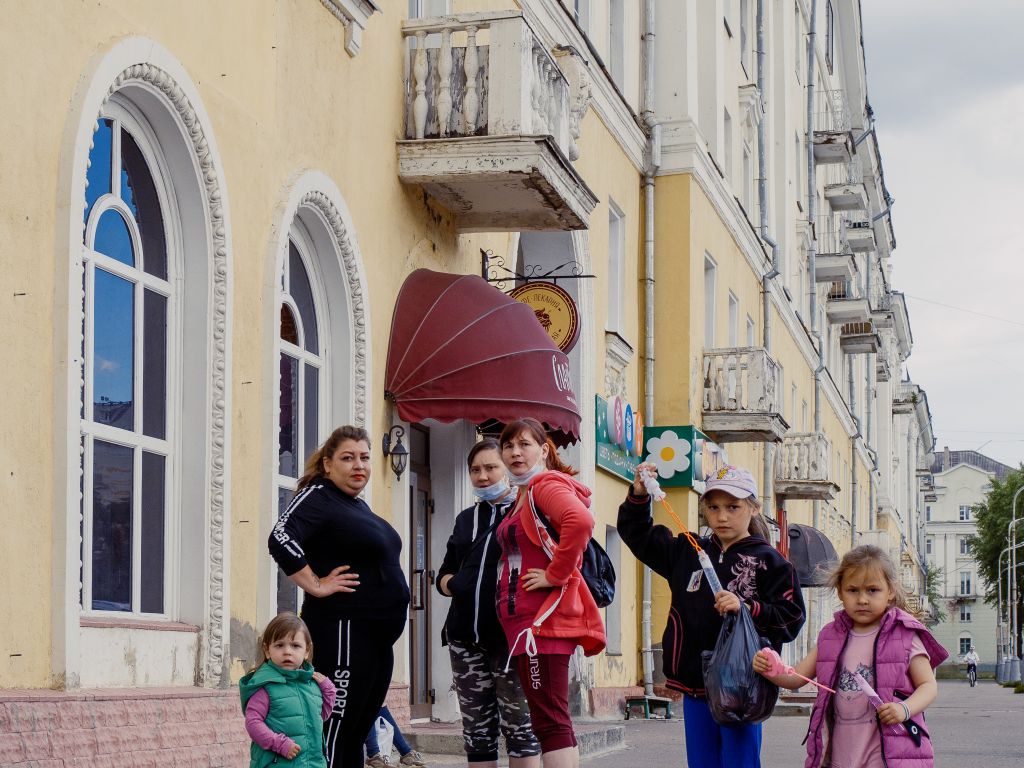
[682,695,762,768]
[364,705,413,757]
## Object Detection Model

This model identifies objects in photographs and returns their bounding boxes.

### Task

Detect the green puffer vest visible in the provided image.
[239,661,327,768]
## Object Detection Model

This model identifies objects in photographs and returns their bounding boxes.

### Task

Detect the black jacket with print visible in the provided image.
[436,498,514,651]
[617,491,806,696]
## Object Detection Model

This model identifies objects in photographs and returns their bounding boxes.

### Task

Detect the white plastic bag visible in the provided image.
[373,715,395,759]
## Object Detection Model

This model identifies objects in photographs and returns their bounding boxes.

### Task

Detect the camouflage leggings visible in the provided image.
[448,639,542,761]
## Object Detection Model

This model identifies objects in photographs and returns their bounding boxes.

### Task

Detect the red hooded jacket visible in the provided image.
[495,471,606,657]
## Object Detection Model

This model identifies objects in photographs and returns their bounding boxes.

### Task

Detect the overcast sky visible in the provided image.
[860,0,1024,469]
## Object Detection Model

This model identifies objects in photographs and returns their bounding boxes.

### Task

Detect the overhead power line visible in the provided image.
[904,294,1024,327]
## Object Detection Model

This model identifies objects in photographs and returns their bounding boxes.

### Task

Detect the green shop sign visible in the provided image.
[595,395,729,491]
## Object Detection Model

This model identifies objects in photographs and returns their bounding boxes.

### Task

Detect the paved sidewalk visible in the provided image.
[578,679,1024,767]
[414,680,1024,766]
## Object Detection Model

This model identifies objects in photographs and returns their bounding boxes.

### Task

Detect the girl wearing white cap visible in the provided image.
[617,464,806,768]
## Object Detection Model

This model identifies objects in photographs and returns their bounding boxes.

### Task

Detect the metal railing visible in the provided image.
[814,88,852,133]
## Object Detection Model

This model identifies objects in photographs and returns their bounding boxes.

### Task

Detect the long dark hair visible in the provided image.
[498,418,577,476]
[254,612,313,670]
[296,425,371,493]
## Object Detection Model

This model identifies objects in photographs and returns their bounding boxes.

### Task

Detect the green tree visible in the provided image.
[970,468,1024,653]
[923,565,946,627]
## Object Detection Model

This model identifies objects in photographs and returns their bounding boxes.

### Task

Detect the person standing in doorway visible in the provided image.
[437,438,541,768]
[495,419,605,768]
[269,426,410,768]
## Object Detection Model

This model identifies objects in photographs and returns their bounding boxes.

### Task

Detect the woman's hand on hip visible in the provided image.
[318,564,360,596]
[521,568,554,592]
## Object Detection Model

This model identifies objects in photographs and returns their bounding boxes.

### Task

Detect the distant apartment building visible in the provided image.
[924,448,1013,669]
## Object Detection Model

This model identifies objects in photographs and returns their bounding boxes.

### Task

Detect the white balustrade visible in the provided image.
[402,12,580,157]
[777,432,832,483]
[702,347,781,416]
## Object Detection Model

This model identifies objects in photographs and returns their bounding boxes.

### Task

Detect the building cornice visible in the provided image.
[522,0,647,171]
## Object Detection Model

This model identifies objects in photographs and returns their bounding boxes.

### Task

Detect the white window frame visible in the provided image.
[609,0,625,88]
[740,0,751,75]
[960,572,972,596]
[604,525,623,655]
[959,505,972,522]
[960,536,970,556]
[959,636,973,655]
[925,537,933,555]
[274,225,330,613]
[704,254,717,348]
[606,199,626,336]
[746,315,756,347]
[959,603,971,623]
[728,292,739,347]
[81,106,177,619]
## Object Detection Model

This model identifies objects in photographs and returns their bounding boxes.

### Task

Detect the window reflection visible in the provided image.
[279,354,298,477]
[93,269,134,430]
[121,129,167,279]
[84,119,113,228]
[94,209,135,267]
[92,440,133,611]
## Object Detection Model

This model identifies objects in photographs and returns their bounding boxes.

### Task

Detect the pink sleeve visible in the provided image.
[244,688,298,757]
[318,676,337,721]
[532,481,593,586]
[909,634,930,663]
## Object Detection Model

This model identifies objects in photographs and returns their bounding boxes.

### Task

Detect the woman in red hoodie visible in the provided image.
[495,418,605,768]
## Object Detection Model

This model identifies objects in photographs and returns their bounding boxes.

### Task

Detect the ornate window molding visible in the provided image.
[318,0,381,57]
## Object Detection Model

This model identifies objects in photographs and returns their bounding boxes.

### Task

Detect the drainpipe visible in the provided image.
[640,0,659,699]
[848,358,859,544]
[806,0,821,530]
[757,0,780,520]
[865,258,877,529]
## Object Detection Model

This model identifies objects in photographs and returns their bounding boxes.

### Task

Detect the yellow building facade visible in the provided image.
[0,0,931,762]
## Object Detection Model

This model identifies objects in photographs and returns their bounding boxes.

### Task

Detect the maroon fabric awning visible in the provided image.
[385,269,581,445]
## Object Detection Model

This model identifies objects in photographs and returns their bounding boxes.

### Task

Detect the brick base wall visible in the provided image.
[0,682,413,767]
[588,685,645,719]
[0,687,250,767]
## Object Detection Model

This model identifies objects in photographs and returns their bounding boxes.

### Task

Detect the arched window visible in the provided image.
[81,115,171,615]
[276,235,325,613]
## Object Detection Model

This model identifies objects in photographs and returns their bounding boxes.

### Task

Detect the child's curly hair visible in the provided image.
[827,545,914,614]
[254,612,314,670]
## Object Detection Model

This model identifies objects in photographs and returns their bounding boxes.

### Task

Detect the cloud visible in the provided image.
[97,357,120,372]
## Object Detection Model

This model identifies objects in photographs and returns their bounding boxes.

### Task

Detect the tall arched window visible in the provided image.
[81,115,172,615]
[277,235,324,613]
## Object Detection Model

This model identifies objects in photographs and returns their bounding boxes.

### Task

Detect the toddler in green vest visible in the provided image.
[241,613,337,767]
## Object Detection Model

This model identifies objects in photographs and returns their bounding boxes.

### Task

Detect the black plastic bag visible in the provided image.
[701,605,779,725]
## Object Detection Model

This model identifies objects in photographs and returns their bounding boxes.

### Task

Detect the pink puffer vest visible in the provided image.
[804,607,948,768]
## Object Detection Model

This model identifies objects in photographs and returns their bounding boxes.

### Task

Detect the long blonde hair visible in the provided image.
[827,545,912,613]
[253,612,314,670]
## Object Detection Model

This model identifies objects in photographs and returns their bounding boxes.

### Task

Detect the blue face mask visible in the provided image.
[509,459,547,487]
[473,477,511,502]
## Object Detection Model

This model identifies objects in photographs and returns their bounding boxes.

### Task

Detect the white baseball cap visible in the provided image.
[701,465,758,499]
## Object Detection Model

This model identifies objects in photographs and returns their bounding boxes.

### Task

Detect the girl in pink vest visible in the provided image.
[753,545,948,767]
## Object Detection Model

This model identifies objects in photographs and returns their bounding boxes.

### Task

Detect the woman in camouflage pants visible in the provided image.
[437,440,541,768]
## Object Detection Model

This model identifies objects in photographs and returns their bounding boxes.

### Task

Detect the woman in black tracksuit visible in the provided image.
[269,425,410,768]
[436,439,540,768]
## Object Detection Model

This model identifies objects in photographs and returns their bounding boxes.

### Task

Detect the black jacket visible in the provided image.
[436,497,514,650]
[269,481,410,622]
[617,491,805,696]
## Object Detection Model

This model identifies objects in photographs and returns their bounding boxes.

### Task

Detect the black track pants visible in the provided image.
[307,615,406,768]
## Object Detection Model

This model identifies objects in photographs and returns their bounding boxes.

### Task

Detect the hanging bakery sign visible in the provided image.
[509,282,580,354]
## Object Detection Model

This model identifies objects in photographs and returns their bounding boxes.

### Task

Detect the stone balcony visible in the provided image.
[814,252,856,283]
[397,12,598,232]
[702,347,788,443]
[775,431,840,501]
[845,219,876,252]
[813,89,854,165]
[825,182,868,212]
[839,321,881,353]
[826,282,871,325]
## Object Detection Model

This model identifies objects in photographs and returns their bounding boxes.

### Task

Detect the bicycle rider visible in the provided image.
[963,646,980,683]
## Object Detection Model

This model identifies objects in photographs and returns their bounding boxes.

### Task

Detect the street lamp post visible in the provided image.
[998,546,1008,682]
[1008,486,1024,683]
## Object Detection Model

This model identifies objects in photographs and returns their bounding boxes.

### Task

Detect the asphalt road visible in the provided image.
[581,679,1024,767]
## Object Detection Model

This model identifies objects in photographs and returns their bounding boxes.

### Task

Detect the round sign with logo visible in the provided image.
[509,282,580,353]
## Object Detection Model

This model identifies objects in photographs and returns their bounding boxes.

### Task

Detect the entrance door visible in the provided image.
[408,426,433,719]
